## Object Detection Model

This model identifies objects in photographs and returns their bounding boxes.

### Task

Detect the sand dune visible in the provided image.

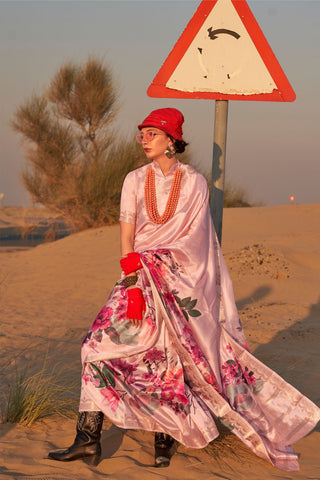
[0,204,319,479]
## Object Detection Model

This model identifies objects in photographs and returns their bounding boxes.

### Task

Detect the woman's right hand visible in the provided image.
[120,252,142,275]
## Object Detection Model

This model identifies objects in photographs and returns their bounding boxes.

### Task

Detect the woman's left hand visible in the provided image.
[127,287,146,327]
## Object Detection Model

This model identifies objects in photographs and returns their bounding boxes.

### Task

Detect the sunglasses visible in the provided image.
[136,131,167,143]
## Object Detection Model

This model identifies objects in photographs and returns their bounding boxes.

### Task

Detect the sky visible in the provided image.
[0,0,319,207]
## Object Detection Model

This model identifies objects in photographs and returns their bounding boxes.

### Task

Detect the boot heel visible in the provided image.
[48,411,104,464]
[154,432,174,468]
[83,452,101,466]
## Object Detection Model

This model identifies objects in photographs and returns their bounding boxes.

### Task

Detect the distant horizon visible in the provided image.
[2,200,320,211]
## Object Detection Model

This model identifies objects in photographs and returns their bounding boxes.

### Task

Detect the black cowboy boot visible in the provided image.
[154,432,175,468]
[48,411,104,466]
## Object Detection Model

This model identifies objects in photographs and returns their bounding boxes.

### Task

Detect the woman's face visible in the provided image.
[139,127,172,161]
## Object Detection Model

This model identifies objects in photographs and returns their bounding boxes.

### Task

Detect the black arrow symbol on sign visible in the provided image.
[207,27,240,40]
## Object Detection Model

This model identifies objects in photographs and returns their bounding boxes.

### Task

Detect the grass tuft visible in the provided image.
[1,360,78,427]
[204,420,261,470]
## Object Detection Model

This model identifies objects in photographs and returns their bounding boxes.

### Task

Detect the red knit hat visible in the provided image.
[138,108,184,141]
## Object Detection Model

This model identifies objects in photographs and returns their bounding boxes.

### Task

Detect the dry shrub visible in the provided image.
[202,170,261,208]
[11,57,146,231]
[223,182,251,208]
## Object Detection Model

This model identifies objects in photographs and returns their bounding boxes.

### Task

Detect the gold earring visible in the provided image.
[164,144,176,159]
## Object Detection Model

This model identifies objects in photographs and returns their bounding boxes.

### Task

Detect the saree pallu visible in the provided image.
[81,162,320,471]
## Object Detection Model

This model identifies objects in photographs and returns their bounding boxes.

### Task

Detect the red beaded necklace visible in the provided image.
[144,165,182,224]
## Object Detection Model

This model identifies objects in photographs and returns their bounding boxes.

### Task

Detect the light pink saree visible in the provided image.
[80,161,320,471]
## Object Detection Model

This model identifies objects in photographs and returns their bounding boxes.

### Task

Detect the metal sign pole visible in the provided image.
[210,99,229,245]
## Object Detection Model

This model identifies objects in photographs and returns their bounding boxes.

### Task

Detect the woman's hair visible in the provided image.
[169,137,188,154]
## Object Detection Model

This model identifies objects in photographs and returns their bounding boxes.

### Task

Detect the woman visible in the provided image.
[49,108,319,470]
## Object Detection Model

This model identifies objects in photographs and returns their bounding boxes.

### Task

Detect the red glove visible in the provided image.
[127,288,146,322]
[120,252,142,275]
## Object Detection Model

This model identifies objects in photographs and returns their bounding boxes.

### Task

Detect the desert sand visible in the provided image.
[0,203,319,480]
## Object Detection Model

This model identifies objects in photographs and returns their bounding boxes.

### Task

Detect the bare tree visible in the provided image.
[12,57,145,230]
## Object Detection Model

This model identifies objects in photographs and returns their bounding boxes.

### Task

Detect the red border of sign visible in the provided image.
[147,0,296,102]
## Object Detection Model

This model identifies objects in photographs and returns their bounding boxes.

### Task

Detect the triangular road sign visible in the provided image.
[147,0,295,101]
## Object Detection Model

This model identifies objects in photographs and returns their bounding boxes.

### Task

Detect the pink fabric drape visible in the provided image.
[80,161,320,471]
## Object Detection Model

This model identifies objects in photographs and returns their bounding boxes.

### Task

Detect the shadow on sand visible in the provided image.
[252,297,320,414]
